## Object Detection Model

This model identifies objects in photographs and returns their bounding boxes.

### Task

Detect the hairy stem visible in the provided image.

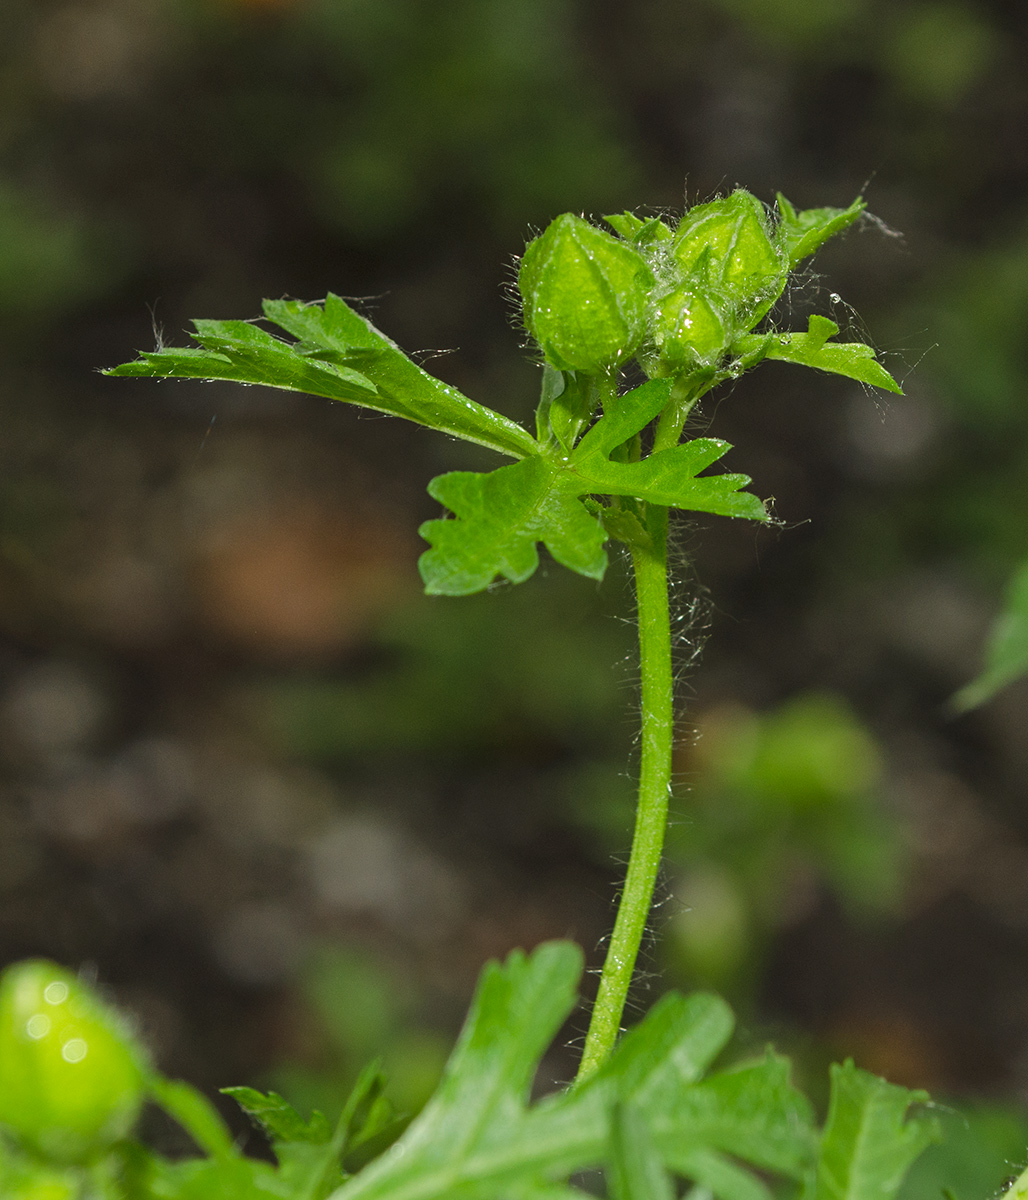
[576,504,673,1081]
[653,372,715,453]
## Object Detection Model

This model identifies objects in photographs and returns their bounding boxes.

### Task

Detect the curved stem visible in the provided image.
[576,504,673,1081]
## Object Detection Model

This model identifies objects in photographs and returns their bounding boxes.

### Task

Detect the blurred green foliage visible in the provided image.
[256,569,633,761]
[955,557,1028,711]
[899,1105,1028,1200]
[280,0,640,238]
[667,694,900,996]
[271,947,449,1122]
[0,184,127,327]
[0,0,643,349]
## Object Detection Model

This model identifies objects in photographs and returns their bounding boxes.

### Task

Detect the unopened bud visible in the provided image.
[519,214,655,373]
[0,961,147,1162]
[673,190,784,307]
[644,286,727,376]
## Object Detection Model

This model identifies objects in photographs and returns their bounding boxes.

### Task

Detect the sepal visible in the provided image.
[775,194,866,267]
[672,191,786,314]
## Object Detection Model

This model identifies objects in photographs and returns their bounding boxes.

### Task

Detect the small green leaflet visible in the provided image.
[223,1087,333,1146]
[419,378,767,595]
[140,1068,407,1200]
[810,1061,940,1200]
[569,379,764,515]
[222,1064,408,1199]
[144,1076,286,1199]
[106,294,537,461]
[952,554,1028,710]
[775,195,866,267]
[327,940,819,1200]
[733,315,902,394]
[222,1085,346,1199]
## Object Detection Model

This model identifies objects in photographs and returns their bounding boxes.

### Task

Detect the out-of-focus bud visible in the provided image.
[0,961,147,1163]
[672,191,784,308]
[644,285,727,376]
[519,213,655,373]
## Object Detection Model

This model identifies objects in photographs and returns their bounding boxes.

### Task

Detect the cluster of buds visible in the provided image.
[518,190,864,385]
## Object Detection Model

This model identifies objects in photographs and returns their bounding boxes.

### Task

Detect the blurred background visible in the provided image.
[2,0,1028,1188]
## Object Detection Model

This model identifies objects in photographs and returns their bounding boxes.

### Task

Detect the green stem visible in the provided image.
[653,371,715,453]
[576,504,673,1082]
[596,370,618,414]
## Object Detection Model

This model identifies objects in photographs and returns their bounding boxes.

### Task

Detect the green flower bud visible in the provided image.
[645,285,727,376]
[0,961,147,1163]
[519,213,655,373]
[672,190,784,308]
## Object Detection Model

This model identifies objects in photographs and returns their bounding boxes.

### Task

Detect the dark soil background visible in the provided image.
[3,0,1028,1170]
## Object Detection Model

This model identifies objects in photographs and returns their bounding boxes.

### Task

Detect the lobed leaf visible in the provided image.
[326,943,818,1200]
[222,1087,332,1146]
[0,946,932,1200]
[654,1051,816,1177]
[420,378,767,594]
[219,1064,406,1198]
[223,1085,346,1199]
[328,942,584,1200]
[418,455,610,596]
[733,315,902,393]
[811,1061,940,1200]
[107,295,538,461]
[570,381,764,522]
[776,195,866,267]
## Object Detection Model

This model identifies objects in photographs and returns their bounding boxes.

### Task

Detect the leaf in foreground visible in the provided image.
[327,940,817,1200]
[223,1063,407,1199]
[418,456,611,595]
[812,1061,940,1200]
[608,1103,675,1200]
